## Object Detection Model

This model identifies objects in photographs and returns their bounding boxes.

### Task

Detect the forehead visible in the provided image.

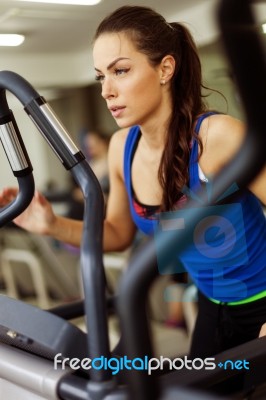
[93,32,138,67]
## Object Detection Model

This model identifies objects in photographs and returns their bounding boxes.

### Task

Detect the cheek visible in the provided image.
[128,75,161,107]
[138,85,162,114]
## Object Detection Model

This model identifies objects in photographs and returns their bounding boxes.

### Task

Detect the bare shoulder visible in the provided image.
[200,113,245,144]
[199,113,246,174]
[108,127,131,152]
[109,127,129,145]
[200,114,266,204]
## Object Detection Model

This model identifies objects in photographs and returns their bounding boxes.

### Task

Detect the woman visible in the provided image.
[0,6,265,358]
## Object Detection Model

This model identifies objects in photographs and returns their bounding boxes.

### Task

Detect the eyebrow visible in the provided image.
[95,57,130,73]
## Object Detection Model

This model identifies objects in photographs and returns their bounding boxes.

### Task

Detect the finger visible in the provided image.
[35,190,47,205]
[2,187,18,198]
[0,190,13,203]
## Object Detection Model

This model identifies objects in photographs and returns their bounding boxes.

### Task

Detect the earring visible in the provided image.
[160,80,166,85]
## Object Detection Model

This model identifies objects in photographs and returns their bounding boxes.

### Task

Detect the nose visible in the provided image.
[101,77,116,100]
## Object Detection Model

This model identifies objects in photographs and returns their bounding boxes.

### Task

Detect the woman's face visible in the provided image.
[93,32,168,129]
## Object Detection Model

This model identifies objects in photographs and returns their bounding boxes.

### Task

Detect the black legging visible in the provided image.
[189,290,266,358]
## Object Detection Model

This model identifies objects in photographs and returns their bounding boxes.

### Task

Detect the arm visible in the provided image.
[103,129,137,251]
[199,114,266,205]
[50,129,136,251]
[248,165,266,205]
[259,323,266,337]
[0,129,136,252]
[0,187,85,247]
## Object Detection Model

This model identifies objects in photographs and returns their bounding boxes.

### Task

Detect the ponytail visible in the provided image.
[158,22,206,211]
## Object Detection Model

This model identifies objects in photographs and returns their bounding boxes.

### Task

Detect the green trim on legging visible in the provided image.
[210,290,266,306]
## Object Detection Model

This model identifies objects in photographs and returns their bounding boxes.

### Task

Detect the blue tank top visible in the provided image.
[123,113,266,301]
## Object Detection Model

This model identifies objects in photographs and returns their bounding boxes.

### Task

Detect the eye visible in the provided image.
[114,68,129,76]
[95,74,104,82]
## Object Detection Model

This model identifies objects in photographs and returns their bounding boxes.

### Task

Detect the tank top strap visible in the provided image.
[189,111,218,191]
[123,125,140,192]
[194,111,218,134]
[123,125,158,235]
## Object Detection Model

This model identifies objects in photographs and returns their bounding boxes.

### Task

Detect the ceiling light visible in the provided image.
[17,0,102,5]
[0,34,25,47]
[262,23,266,34]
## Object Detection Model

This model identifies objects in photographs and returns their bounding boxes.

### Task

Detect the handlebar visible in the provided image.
[0,88,34,226]
[0,71,84,170]
[0,70,111,383]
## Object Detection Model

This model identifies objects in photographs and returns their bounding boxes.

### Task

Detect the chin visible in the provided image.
[115,119,135,129]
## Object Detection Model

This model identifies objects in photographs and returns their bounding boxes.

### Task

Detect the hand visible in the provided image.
[0,187,18,207]
[0,187,55,235]
[259,322,266,338]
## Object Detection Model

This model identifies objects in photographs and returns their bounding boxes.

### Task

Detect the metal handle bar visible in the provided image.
[0,70,112,384]
[0,70,84,169]
[0,90,34,226]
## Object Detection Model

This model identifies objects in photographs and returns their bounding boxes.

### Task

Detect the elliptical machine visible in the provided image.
[0,0,265,399]
[0,70,116,399]
[0,71,225,400]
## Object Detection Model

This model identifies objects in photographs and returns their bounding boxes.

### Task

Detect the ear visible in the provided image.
[159,55,176,84]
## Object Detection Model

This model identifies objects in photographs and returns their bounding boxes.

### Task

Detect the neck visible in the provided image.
[139,91,173,150]
[139,117,170,151]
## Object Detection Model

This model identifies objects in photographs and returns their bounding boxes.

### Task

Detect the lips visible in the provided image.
[109,106,126,118]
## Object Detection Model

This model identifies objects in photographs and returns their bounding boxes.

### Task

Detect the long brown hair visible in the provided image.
[94,6,208,211]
